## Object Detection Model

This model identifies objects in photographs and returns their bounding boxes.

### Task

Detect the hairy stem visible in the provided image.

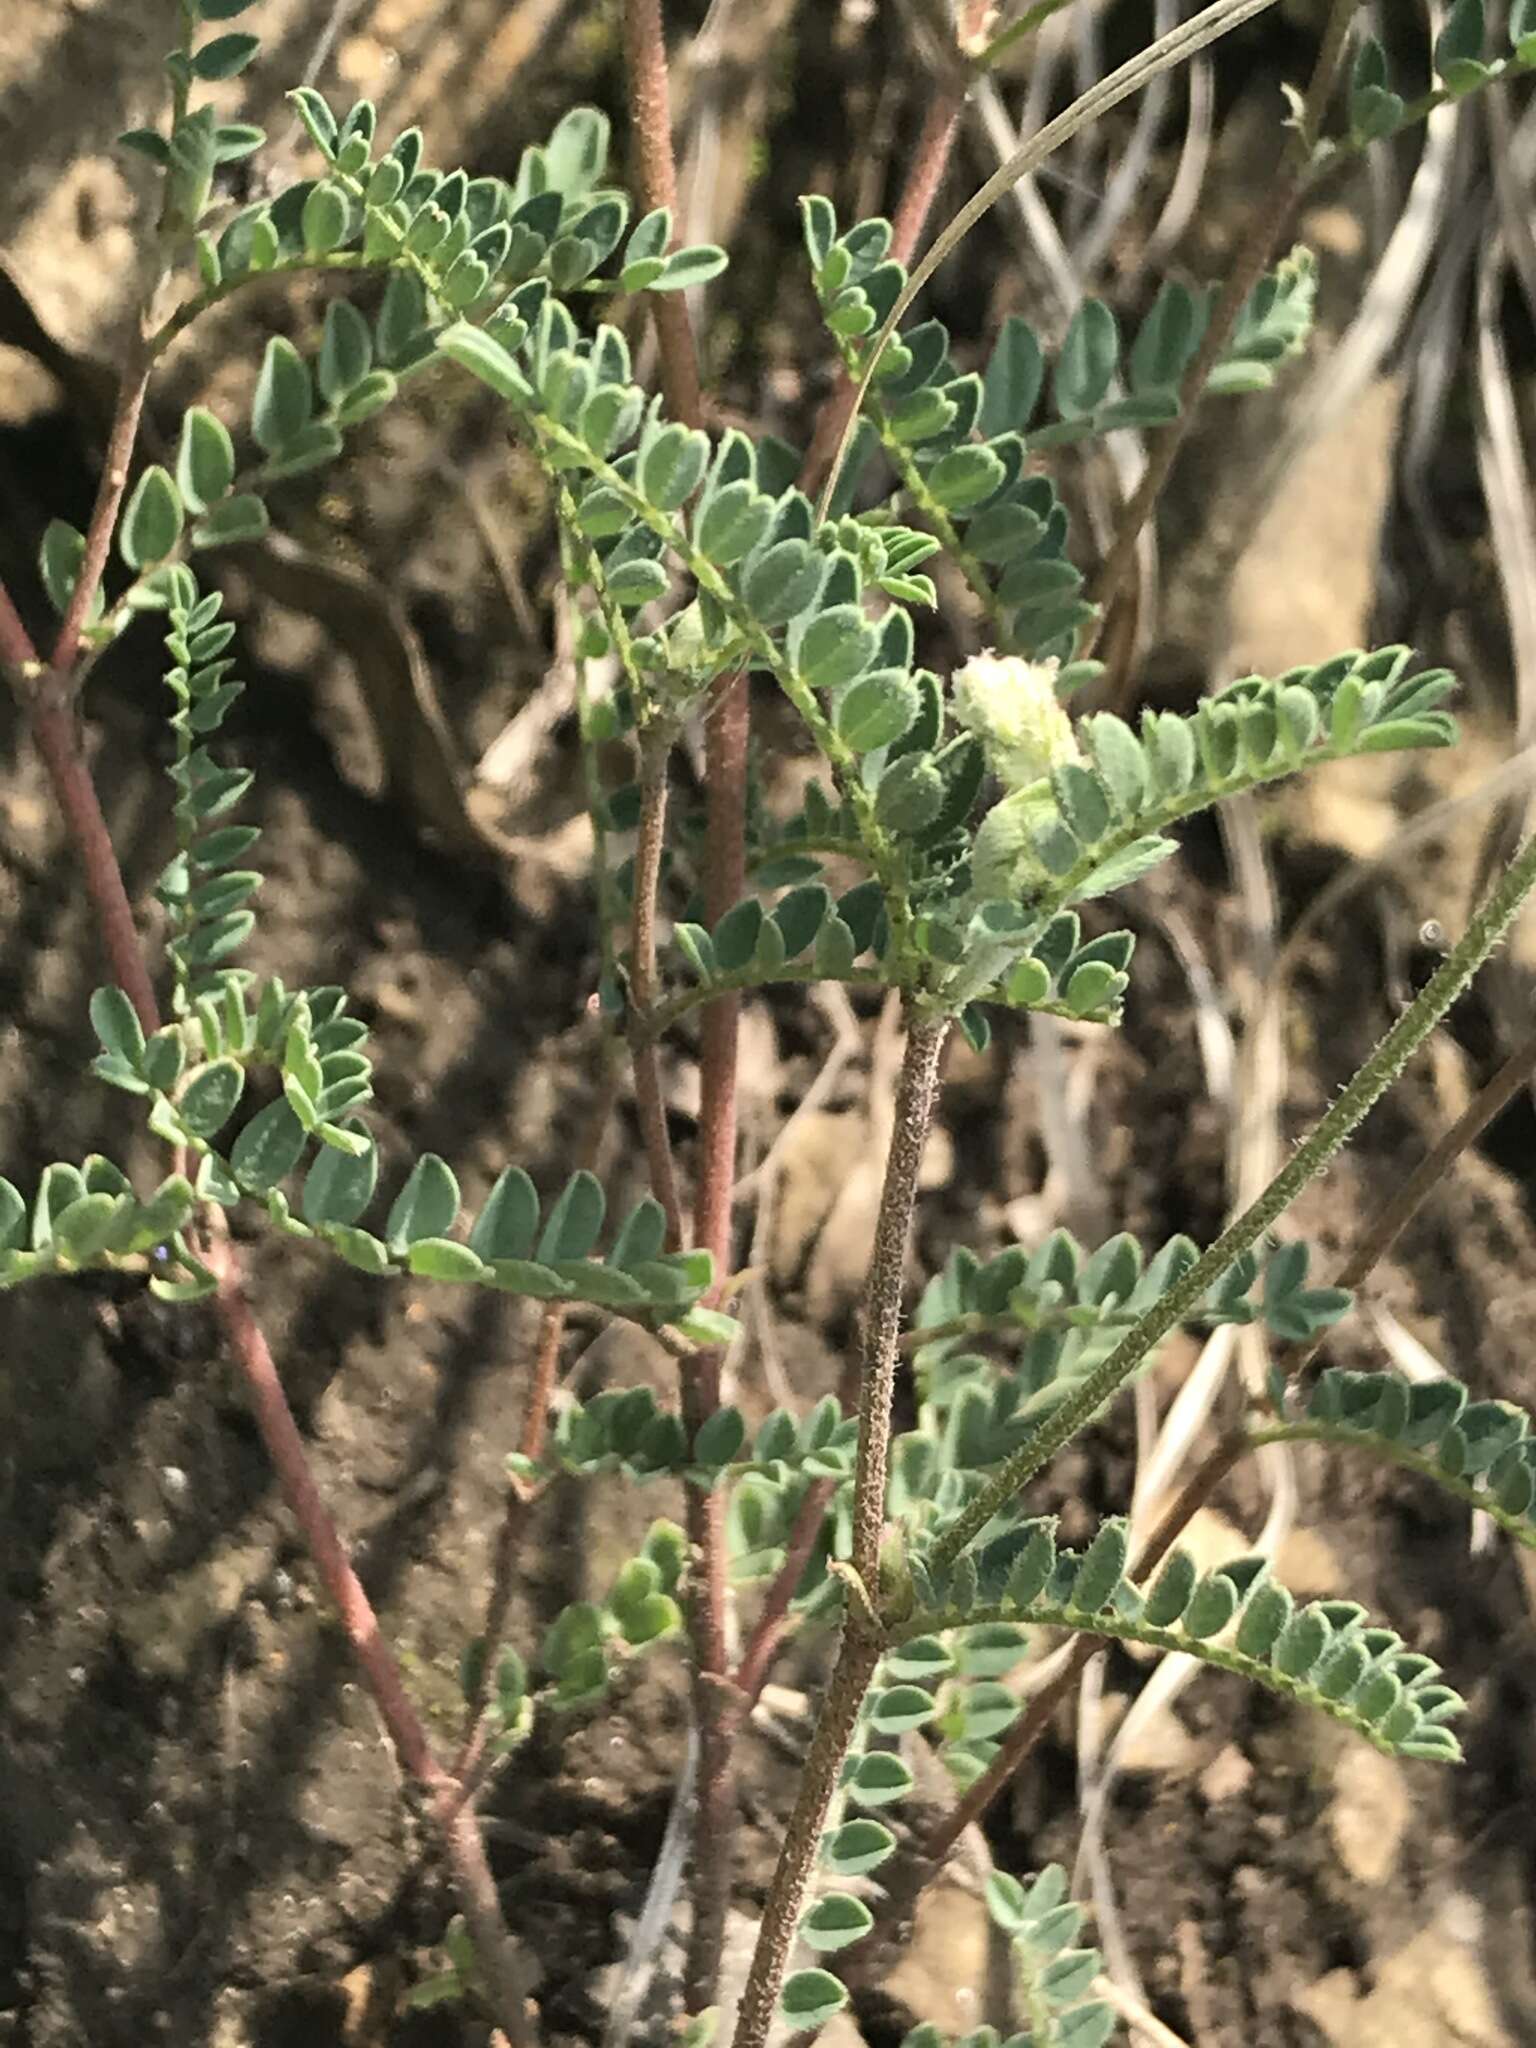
[619,0,736,2001]
[731,1012,949,2045]
[851,1011,950,1587]
[729,1622,884,2048]
[621,0,704,430]
[931,825,1536,1569]
[629,729,687,1248]
[1091,0,1362,647]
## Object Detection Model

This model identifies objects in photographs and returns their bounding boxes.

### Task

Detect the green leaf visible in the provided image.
[652,244,728,290]
[926,444,1006,513]
[1435,0,1485,78]
[192,32,261,79]
[1067,834,1176,901]
[824,1819,896,1876]
[694,1404,746,1468]
[192,494,270,549]
[119,127,171,167]
[407,1236,486,1280]
[800,1894,874,1953]
[876,754,944,833]
[302,1121,377,1225]
[742,539,822,626]
[836,668,920,752]
[301,180,350,254]
[846,1752,914,1808]
[90,986,146,1066]
[870,1684,937,1733]
[794,604,880,691]
[780,1971,849,2030]
[317,299,373,405]
[39,520,88,615]
[252,338,314,455]
[1052,300,1119,419]
[438,320,533,403]
[638,425,709,511]
[386,1153,460,1252]
[713,898,764,971]
[469,1166,540,1261]
[259,422,343,482]
[230,1099,307,1191]
[981,315,1044,436]
[119,466,184,568]
[178,1058,245,1138]
[176,407,235,513]
[536,1170,605,1263]
[1130,279,1204,393]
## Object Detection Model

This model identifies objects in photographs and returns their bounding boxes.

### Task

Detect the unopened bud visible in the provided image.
[951,651,1079,789]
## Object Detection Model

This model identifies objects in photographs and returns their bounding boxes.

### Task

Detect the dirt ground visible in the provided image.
[6,4,1536,2046]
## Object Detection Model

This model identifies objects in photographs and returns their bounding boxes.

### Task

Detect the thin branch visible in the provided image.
[618,0,736,2006]
[851,1012,951,1587]
[729,1624,885,2048]
[0,560,537,2043]
[629,729,688,1249]
[730,1012,950,2048]
[622,0,704,429]
[1281,1026,1536,1385]
[47,358,151,690]
[732,1477,838,1705]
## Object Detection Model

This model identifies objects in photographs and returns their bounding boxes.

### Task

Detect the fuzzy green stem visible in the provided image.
[930,826,1536,1570]
[729,1622,884,2048]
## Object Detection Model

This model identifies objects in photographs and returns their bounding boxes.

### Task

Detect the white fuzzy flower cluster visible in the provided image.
[951,651,1079,790]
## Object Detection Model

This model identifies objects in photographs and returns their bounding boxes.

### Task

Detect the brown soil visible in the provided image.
[5,5,1536,2046]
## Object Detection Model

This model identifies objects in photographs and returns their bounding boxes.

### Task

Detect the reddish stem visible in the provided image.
[620,0,740,2002]
[629,731,688,1249]
[621,0,704,431]
[30,701,160,1033]
[47,357,150,689]
[732,1476,837,1706]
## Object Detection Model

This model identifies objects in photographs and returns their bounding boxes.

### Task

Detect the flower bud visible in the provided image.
[951,651,1079,789]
